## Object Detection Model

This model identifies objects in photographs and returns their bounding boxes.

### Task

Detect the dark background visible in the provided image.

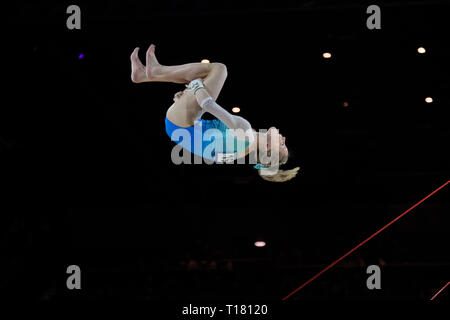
[2,0,449,301]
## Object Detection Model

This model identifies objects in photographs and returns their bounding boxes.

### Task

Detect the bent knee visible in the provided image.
[211,62,228,78]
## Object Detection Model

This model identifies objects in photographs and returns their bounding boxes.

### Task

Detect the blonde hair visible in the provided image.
[256,141,298,182]
[258,167,300,182]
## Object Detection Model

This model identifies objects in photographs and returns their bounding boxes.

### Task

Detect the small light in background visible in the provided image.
[232,107,240,113]
[342,101,349,108]
[78,53,85,60]
[425,97,433,103]
[322,52,332,59]
[417,47,426,54]
[254,241,266,248]
[201,59,210,63]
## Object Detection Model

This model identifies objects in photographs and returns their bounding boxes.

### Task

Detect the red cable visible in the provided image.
[282,180,449,301]
[430,281,450,301]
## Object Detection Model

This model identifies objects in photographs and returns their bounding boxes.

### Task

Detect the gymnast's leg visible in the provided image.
[164,62,228,127]
[131,44,228,98]
[130,45,229,127]
[130,44,228,126]
[131,44,216,85]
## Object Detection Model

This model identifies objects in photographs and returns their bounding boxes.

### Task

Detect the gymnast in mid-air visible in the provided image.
[130,44,299,182]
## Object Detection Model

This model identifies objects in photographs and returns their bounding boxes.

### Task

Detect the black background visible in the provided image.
[2,0,449,302]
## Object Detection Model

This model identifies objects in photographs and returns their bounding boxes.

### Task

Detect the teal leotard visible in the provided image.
[165,117,251,162]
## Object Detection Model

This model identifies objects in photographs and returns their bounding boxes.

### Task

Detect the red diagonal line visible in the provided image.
[282,180,449,301]
[430,281,450,301]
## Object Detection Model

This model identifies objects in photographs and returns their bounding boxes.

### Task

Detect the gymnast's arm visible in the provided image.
[193,87,255,143]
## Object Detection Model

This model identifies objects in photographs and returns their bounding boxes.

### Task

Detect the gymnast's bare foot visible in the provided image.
[130,47,147,83]
[145,44,162,80]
